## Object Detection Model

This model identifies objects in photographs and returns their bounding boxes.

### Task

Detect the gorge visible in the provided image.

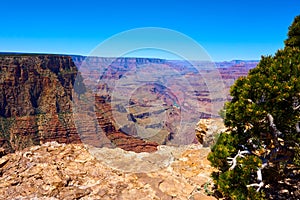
[0,53,257,154]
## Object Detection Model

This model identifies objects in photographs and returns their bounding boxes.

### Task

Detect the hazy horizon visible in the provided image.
[0,51,262,62]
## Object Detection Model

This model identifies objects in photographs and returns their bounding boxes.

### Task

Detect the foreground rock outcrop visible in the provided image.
[195,118,226,147]
[0,142,216,200]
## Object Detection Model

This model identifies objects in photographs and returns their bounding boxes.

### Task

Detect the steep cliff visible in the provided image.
[0,54,80,153]
[0,54,159,154]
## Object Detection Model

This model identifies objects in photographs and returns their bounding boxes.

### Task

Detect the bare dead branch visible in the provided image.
[226,113,294,193]
[267,113,282,148]
[296,121,300,133]
[293,104,300,110]
[246,162,268,192]
[227,150,251,170]
[247,182,264,192]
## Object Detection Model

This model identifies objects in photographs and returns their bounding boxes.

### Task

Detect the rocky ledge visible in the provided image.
[0,142,216,200]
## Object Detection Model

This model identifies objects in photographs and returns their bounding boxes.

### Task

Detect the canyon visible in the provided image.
[0,53,258,199]
[0,53,257,154]
[72,56,257,150]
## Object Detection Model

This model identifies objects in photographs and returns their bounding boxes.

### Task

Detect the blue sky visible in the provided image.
[0,0,299,61]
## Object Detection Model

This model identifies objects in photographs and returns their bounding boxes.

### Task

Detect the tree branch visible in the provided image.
[296,121,300,133]
[227,150,251,170]
[226,113,291,193]
[267,113,282,148]
[246,162,268,192]
[227,148,268,192]
[293,104,300,110]
[247,182,264,192]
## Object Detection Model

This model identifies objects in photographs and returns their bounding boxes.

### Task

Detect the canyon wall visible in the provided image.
[0,54,160,153]
[0,55,80,153]
[0,54,257,153]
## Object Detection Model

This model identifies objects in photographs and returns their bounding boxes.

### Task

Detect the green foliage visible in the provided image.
[203,182,213,195]
[212,160,265,200]
[209,132,238,170]
[226,47,300,148]
[218,106,226,119]
[209,132,265,200]
[285,15,300,48]
[208,15,300,199]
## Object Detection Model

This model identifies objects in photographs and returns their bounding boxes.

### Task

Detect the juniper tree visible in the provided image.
[208,15,300,199]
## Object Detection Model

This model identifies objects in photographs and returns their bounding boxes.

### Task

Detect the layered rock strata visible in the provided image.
[0,55,80,153]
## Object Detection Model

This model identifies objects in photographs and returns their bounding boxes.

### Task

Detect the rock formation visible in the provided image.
[0,55,80,153]
[0,53,257,154]
[94,94,159,152]
[0,141,216,200]
[0,54,160,154]
[195,118,226,147]
[74,56,258,148]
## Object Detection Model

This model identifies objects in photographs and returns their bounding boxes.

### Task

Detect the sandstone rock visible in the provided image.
[0,55,81,153]
[195,118,226,147]
[190,192,215,200]
[0,142,217,199]
[0,156,8,168]
[0,147,6,158]
[158,178,195,197]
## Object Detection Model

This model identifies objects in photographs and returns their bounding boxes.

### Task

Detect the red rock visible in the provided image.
[0,55,81,153]
[0,55,257,153]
